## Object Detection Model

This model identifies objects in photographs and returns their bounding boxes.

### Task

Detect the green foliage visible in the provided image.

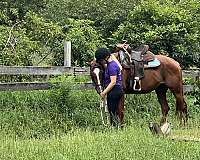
[0,0,199,67]
[0,7,103,66]
[0,24,45,65]
[65,18,104,66]
[24,11,66,65]
[43,0,139,37]
[110,0,200,68]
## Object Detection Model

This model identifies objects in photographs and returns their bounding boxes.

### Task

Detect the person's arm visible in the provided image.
[100,75,116,98]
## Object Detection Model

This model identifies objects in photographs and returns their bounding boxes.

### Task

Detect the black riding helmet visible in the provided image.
[95,48,111,62]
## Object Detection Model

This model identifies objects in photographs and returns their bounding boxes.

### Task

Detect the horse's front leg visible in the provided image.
[117,94,125,128]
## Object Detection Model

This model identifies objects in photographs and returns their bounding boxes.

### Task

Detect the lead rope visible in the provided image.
[100,97,106,126]
[100,96,109,126]
[94,68,110,126]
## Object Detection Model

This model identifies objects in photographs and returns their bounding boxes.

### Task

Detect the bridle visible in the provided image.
[92,64,104,93]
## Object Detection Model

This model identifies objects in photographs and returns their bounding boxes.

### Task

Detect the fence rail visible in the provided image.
[0,82,196,93]
[0,66,199,77]
[0,66,199,92]
[0,66,89,75]
[182,70,200,78]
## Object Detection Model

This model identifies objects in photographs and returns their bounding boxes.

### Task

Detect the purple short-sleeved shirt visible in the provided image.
[104,61,122,87]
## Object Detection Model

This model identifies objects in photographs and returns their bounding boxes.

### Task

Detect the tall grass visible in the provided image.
[0,78,199,138]
[0,83,100,138]
[0,77,199,159]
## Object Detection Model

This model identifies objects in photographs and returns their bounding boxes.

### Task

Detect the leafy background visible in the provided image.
[0,0,199,68]
[0,2,200,159]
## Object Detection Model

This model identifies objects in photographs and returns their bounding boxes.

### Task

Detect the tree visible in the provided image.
[43,0,139,37]
[110,0,200,68]
[63,18,104,66]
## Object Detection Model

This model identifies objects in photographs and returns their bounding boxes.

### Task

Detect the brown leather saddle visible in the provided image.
[118,44,156,91]
[130,44,155,91]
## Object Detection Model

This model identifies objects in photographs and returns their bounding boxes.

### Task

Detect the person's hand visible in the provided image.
[116,44,124,48]
[100,91,106,99]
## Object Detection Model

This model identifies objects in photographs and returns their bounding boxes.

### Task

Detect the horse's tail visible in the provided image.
[183,98,188,122]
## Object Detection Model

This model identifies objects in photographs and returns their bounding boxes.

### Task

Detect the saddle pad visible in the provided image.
[144,58,160,68]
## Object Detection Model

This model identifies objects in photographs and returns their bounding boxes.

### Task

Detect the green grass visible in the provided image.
[0,81,199,159]
[1,126,200,160]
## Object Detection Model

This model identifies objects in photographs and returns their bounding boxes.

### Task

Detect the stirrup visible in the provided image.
[133,77,141,91]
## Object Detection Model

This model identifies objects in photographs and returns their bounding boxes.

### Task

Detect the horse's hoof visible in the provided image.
[160,122,171,136]
[149,122,171,136]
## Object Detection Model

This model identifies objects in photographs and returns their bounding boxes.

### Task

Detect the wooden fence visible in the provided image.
[0,66,199,92]
[0,41,199,92]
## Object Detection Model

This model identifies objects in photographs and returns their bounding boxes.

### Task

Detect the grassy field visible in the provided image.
[1,125,200,160]
[0,80,199,160]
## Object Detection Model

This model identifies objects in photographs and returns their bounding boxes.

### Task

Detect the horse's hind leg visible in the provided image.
[155,84,169,125]
[170,83,187,124]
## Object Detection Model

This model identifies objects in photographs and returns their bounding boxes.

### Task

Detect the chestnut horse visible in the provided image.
[89,47,187,127]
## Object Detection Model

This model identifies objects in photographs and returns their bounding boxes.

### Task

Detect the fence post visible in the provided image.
[64,41,71,67]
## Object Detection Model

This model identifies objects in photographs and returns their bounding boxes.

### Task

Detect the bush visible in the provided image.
[0,24,45,66]
[0,78,100,138]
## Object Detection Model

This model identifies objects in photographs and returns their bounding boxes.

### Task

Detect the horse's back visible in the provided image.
[155,55,181,72]
[122,54,183,92]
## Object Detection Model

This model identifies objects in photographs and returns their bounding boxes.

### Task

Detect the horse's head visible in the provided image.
[89,44,130,94]
[89,59,105,94]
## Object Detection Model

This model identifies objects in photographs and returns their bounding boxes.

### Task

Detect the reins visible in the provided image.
[99,96,109,126]
[95,83,110,126]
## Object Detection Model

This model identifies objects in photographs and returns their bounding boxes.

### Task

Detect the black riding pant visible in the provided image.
[107,85,123,124]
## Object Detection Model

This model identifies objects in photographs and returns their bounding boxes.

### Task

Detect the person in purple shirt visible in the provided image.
[95,48,123,126]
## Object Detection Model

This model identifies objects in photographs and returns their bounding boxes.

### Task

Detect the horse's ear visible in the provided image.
[85,58,96,66]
